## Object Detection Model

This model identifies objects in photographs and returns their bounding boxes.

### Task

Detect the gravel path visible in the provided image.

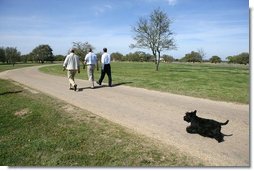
[0,65,249,166]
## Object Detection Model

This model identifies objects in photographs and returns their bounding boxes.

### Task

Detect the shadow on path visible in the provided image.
[76,82,133,91]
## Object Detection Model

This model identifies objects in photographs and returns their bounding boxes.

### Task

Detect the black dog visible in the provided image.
[183,110,231,143]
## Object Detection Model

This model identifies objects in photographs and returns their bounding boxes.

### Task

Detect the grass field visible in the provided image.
[0,63,39,72]
[40,62,249,104]
[0,78,202,166]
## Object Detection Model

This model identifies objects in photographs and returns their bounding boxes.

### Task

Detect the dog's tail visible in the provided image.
[220,120,229,125]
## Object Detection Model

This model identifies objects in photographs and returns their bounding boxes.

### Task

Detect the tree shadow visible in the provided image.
[0,90,23,96]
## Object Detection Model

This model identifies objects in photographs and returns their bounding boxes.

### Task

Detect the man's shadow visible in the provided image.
[77,82,133,91]
[111,82,133,87]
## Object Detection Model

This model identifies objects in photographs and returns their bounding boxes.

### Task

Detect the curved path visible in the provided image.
[0,66,249,166]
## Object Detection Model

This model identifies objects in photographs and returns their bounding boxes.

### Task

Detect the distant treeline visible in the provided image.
[0,45,249,65]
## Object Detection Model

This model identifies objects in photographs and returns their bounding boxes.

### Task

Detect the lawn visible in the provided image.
[40,62,249,104]
[0,79,202,166]
[0,63,39,72]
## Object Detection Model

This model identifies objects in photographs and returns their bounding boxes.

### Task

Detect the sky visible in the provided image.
[0,0,249,59]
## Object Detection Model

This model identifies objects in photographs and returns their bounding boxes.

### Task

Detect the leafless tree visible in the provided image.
[130,8,176,71]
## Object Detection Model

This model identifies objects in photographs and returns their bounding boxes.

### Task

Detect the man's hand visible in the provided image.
[63,67,66,71]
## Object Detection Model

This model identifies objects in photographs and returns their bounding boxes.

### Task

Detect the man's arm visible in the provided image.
[83,54,87,69]
[63,55,68,71]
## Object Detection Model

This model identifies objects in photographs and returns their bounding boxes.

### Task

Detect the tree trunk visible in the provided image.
[156,61,159,71]
[155,51,161,71]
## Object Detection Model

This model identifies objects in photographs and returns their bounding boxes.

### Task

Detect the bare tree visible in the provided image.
[130,8,176,71]
[72,41,94,69]
[198,48,206,61]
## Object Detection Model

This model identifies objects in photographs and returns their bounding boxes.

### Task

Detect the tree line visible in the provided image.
[0,44,249,65]
[0,45,54,65]
[111,51,249,64]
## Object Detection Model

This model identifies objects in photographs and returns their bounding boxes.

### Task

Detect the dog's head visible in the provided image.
[183,110,197,123]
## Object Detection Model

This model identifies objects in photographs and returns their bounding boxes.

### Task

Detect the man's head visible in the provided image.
[70,48,75,53]
[103,48,107,52]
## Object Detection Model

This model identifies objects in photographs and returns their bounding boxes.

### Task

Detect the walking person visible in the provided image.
[97,48,112,87]
[63,48,80,91]
[84,48,98,89]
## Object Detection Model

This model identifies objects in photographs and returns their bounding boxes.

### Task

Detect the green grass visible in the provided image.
[40,62,249,104]
[0,79,202,166]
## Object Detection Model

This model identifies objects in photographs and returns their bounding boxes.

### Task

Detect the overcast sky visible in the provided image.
[0,0,249,59]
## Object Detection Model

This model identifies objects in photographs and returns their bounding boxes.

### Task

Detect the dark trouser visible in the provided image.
[98,64,112,86]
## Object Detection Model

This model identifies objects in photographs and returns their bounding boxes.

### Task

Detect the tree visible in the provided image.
[180,51,202,63]
[131,8,176,71]
[111,52,124,61]
[54,55,65,61]
[236,52,249,65]
[31,44,53,63]
[125,52,140,62]
[21,54,30,63]
[162,54,174,63]
[198,48,206,60]
[5,47,21,66]
[226,52,249,65]
[210,56,222,64]
[226,56,235,64]
[0,47,6,63]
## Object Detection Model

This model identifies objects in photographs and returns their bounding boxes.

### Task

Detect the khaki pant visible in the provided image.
[67,70,77,87]
[87,64,95,88]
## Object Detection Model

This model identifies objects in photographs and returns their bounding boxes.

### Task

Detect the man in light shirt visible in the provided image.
[84,48,98,89]
[97,48,112,87]
[63,48,80,91]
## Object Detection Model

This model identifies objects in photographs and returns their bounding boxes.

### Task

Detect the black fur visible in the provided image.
[183,110,231,143]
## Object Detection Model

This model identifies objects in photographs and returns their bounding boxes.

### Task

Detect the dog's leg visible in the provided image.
[215,133,224,143]
[186,126,197,134]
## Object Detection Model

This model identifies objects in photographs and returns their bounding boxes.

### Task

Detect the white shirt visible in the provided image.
[101,52,111,64]
[63,52,80,70]
[85,52,97,65]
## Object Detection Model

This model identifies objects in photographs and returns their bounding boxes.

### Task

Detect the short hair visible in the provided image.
[70,49,75,53]
[88,48,92,52]
[103,48,107,52]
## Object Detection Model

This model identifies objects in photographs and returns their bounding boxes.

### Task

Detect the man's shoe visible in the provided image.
[74,84,77,91]
[96,81,101,85]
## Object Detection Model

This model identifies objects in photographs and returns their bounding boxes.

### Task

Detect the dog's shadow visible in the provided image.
[183,110,233,143]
